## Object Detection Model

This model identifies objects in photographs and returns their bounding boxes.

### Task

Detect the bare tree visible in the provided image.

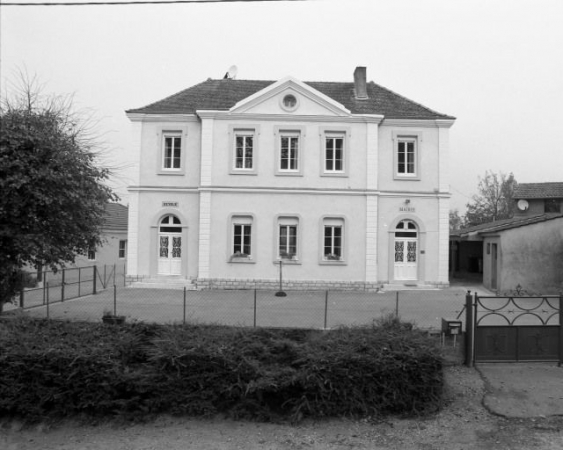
[464,171,517,227]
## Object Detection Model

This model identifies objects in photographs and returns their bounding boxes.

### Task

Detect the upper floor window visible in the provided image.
[162,133,182,171]
[118,240,127,259]
[397,138,417,177]
[325,134,344,173]
[280,133,300,172]
[545,199,561,213]
[234,132,254,171]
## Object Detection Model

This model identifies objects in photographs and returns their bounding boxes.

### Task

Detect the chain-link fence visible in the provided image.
[24,285,468,331]
[15,264,128,310]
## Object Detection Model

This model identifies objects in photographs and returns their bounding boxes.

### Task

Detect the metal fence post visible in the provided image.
[465,291,474,367]
[395,291,399,317]
[61,268,65,302]
[324,290,329,329]
[93,266,97,295]
[78,267,81,298]
[559,293,563,367]
[113,285,117,316]
[46,282,50,320]
[183,286,186,325]
[253,289,257,328]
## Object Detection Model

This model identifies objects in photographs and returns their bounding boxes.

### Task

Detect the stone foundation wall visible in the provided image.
[194,278,383,292]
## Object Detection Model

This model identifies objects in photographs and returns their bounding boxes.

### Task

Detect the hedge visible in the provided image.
[0,315,443,422]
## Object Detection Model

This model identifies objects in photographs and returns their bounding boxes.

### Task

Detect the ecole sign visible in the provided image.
[162,201,179,208]
[399,207,415,212]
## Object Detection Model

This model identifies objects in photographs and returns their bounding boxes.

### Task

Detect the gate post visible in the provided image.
[465,291,474,367]
[559,293,563,367]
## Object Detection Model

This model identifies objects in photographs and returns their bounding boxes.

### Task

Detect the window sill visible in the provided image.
[319,260,346,265]
[229,257,255,264]
[273,259,301,265]
[230,171,258,176]
[321,172,348,178]
[275,172,303,177]
[157,171,185,176]
[394,175,420,181]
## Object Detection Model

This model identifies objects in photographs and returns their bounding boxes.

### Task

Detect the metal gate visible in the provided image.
[465,289,562,365]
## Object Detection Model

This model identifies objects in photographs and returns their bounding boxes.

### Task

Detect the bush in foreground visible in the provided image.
[0,316,443,422]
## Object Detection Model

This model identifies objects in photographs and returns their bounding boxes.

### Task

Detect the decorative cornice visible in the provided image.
[381,118,444,128]
[126,113,198,123]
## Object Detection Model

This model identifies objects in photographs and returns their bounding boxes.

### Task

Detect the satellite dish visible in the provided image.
[224,65,238,79]
[517,199,529,211]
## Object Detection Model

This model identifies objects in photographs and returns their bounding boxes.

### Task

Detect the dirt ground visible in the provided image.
[1,365,562,450]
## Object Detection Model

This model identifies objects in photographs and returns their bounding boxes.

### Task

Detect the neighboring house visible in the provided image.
[451,182,563,294]
[125,67,455,289]
[73,203,129,269]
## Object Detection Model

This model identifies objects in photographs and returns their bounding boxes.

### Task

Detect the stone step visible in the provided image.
[381,283,439,291]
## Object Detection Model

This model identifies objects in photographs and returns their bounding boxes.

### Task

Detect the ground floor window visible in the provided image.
[118,240,127,259]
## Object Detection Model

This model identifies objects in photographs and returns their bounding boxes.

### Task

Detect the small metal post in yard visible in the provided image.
[558,293,563,367]
[46,283,50,320]
[42,277,46,305]
[113,284,117,316]
[113,264,116,286]
[183,287,187,325]
[103,265,107,289]
[465,291,474,367]
[61,268,65,302]
[275,260,287,297]
[253,289,257,327]
[395,291,399,318]
[78,267,81,298]
[93,266,97,295]
[324,290,329,329]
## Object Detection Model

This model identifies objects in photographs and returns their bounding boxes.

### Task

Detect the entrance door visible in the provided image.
[158,215,182,276]
[394,220,418,281]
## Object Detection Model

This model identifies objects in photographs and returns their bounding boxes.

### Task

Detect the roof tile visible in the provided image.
[126,78,455,120]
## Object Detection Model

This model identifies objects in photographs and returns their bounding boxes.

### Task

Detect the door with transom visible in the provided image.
[158,215,182,276]
[394,220,418,281]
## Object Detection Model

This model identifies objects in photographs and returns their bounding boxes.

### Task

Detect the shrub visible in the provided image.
[0,316,443,423]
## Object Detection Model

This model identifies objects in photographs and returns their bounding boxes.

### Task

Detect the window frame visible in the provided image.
[229,214,255,263]
[320,217,346,264]
[275,216,301,263]
[158,130,186,175]
[393,131,422,180]
[275,126,305,176]
[118,240,127,259]
[229,125,260,175]
[320,127,350,177]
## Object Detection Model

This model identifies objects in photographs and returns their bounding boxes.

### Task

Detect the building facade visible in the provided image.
[451,182,563,294]
[125,67,455,289]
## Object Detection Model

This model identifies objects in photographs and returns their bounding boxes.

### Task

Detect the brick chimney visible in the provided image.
[354,66,368,99]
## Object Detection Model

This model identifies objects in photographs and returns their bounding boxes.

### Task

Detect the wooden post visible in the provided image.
[465,291,474,367]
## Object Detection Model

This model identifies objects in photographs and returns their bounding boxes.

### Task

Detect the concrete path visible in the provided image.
[477,363,563,418]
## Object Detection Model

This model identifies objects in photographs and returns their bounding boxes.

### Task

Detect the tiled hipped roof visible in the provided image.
[513,182,563,199]
[452,213,563,238]
[103,203,128,232]
[126,79,455,120]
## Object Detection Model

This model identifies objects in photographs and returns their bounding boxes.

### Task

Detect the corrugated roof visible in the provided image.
[103,203,128,232]
[453,213,563,238]
[126,78,455,120]
[513,182,563,199]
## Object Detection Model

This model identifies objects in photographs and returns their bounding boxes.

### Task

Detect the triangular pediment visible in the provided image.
[229,76,351,116]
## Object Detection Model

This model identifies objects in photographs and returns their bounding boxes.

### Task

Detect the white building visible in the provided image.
[125,67,455,289]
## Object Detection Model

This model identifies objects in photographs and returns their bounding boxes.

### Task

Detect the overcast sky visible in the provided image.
[2,0,562,212]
